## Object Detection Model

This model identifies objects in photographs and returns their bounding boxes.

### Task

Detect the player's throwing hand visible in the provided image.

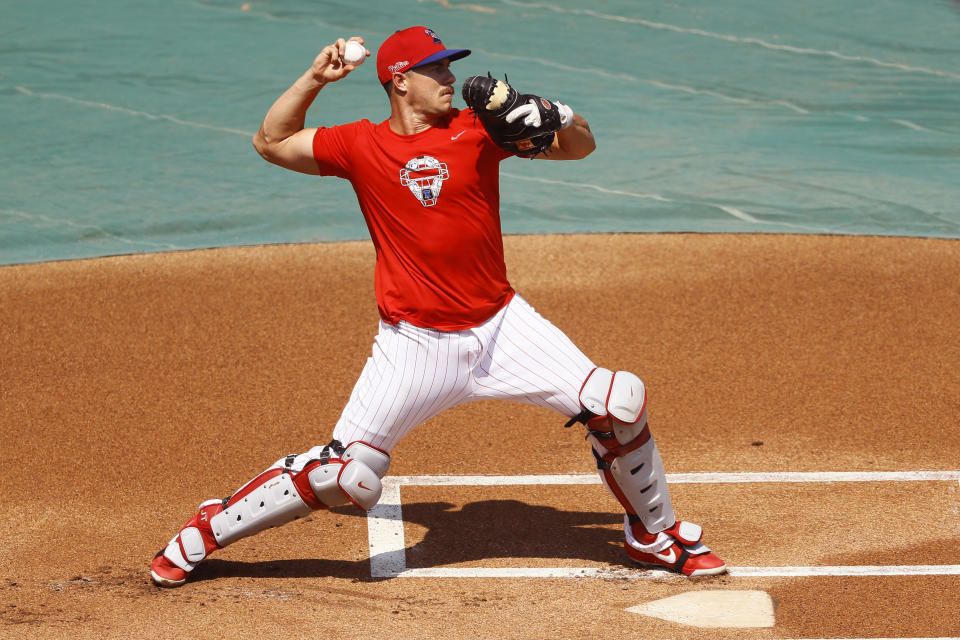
[309,37,369,85]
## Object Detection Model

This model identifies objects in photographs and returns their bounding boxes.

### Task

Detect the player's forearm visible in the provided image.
[253,73,325,154]
[554,114,595,159]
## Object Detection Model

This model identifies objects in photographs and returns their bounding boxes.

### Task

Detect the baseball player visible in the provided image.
[150,26,726,587]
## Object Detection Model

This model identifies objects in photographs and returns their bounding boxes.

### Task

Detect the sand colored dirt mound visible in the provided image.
[1,234,958,639]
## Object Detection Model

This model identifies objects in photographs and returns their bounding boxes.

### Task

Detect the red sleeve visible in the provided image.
[312,121,367,178]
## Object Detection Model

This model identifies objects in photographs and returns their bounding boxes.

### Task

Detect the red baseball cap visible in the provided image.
[376,26,470,84]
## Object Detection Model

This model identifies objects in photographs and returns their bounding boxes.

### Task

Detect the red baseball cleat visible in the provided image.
[624,518,727,577]
[150,499,224,587]
[150,550,188,587]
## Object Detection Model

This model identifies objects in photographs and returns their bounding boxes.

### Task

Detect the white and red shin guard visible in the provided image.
[151,440,389,587]
[569,368,726,577]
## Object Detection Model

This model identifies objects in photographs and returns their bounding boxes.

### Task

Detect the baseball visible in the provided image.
[343,40,366,65]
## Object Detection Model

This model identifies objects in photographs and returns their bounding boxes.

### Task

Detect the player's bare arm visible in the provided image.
[252,37,369,175]
[542,112,595,160]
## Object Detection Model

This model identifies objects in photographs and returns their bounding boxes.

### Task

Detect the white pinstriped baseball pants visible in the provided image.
[320,294,596,456]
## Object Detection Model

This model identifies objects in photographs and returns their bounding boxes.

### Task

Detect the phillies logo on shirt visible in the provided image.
[399,155,449,207]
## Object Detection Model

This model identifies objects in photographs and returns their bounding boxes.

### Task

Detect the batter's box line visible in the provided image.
[365,470,960,579]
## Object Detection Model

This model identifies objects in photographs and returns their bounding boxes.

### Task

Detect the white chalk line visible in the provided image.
[499,0,960,81]
[367,471,960,579]
[384,566,960,579]
[14,86,254,137]
[388,470,960,485]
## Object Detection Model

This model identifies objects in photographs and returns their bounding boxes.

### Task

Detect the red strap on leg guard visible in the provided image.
[224,465,327,511]
[225,468,284,506]
[292,461,331,510]
[587,415,651,462]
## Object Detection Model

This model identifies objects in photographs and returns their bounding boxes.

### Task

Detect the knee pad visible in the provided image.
[577,367,649,456]
[208,441,391,548]
[342,441,391,478]
[299,441,390,512]
[574,367,677,535]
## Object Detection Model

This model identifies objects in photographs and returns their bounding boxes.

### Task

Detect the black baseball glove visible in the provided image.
[461,73,570,158]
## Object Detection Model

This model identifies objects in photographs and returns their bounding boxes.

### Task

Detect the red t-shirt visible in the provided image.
[312,108,516,331]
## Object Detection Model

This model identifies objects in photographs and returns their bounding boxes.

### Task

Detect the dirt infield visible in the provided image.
[1,234,958,639]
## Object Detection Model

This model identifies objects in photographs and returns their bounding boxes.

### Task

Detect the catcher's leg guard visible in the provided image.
[569,368,726,577]
[150,440,390,587]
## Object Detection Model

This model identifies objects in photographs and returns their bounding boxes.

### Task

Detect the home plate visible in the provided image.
[626,590,775,628]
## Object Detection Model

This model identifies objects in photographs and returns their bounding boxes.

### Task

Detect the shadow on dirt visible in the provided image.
[189,499,627,582]
[394,499,625,567]
[191,557,373,583]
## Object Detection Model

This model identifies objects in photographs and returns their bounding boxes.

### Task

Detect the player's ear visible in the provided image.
[391,72,408,95]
